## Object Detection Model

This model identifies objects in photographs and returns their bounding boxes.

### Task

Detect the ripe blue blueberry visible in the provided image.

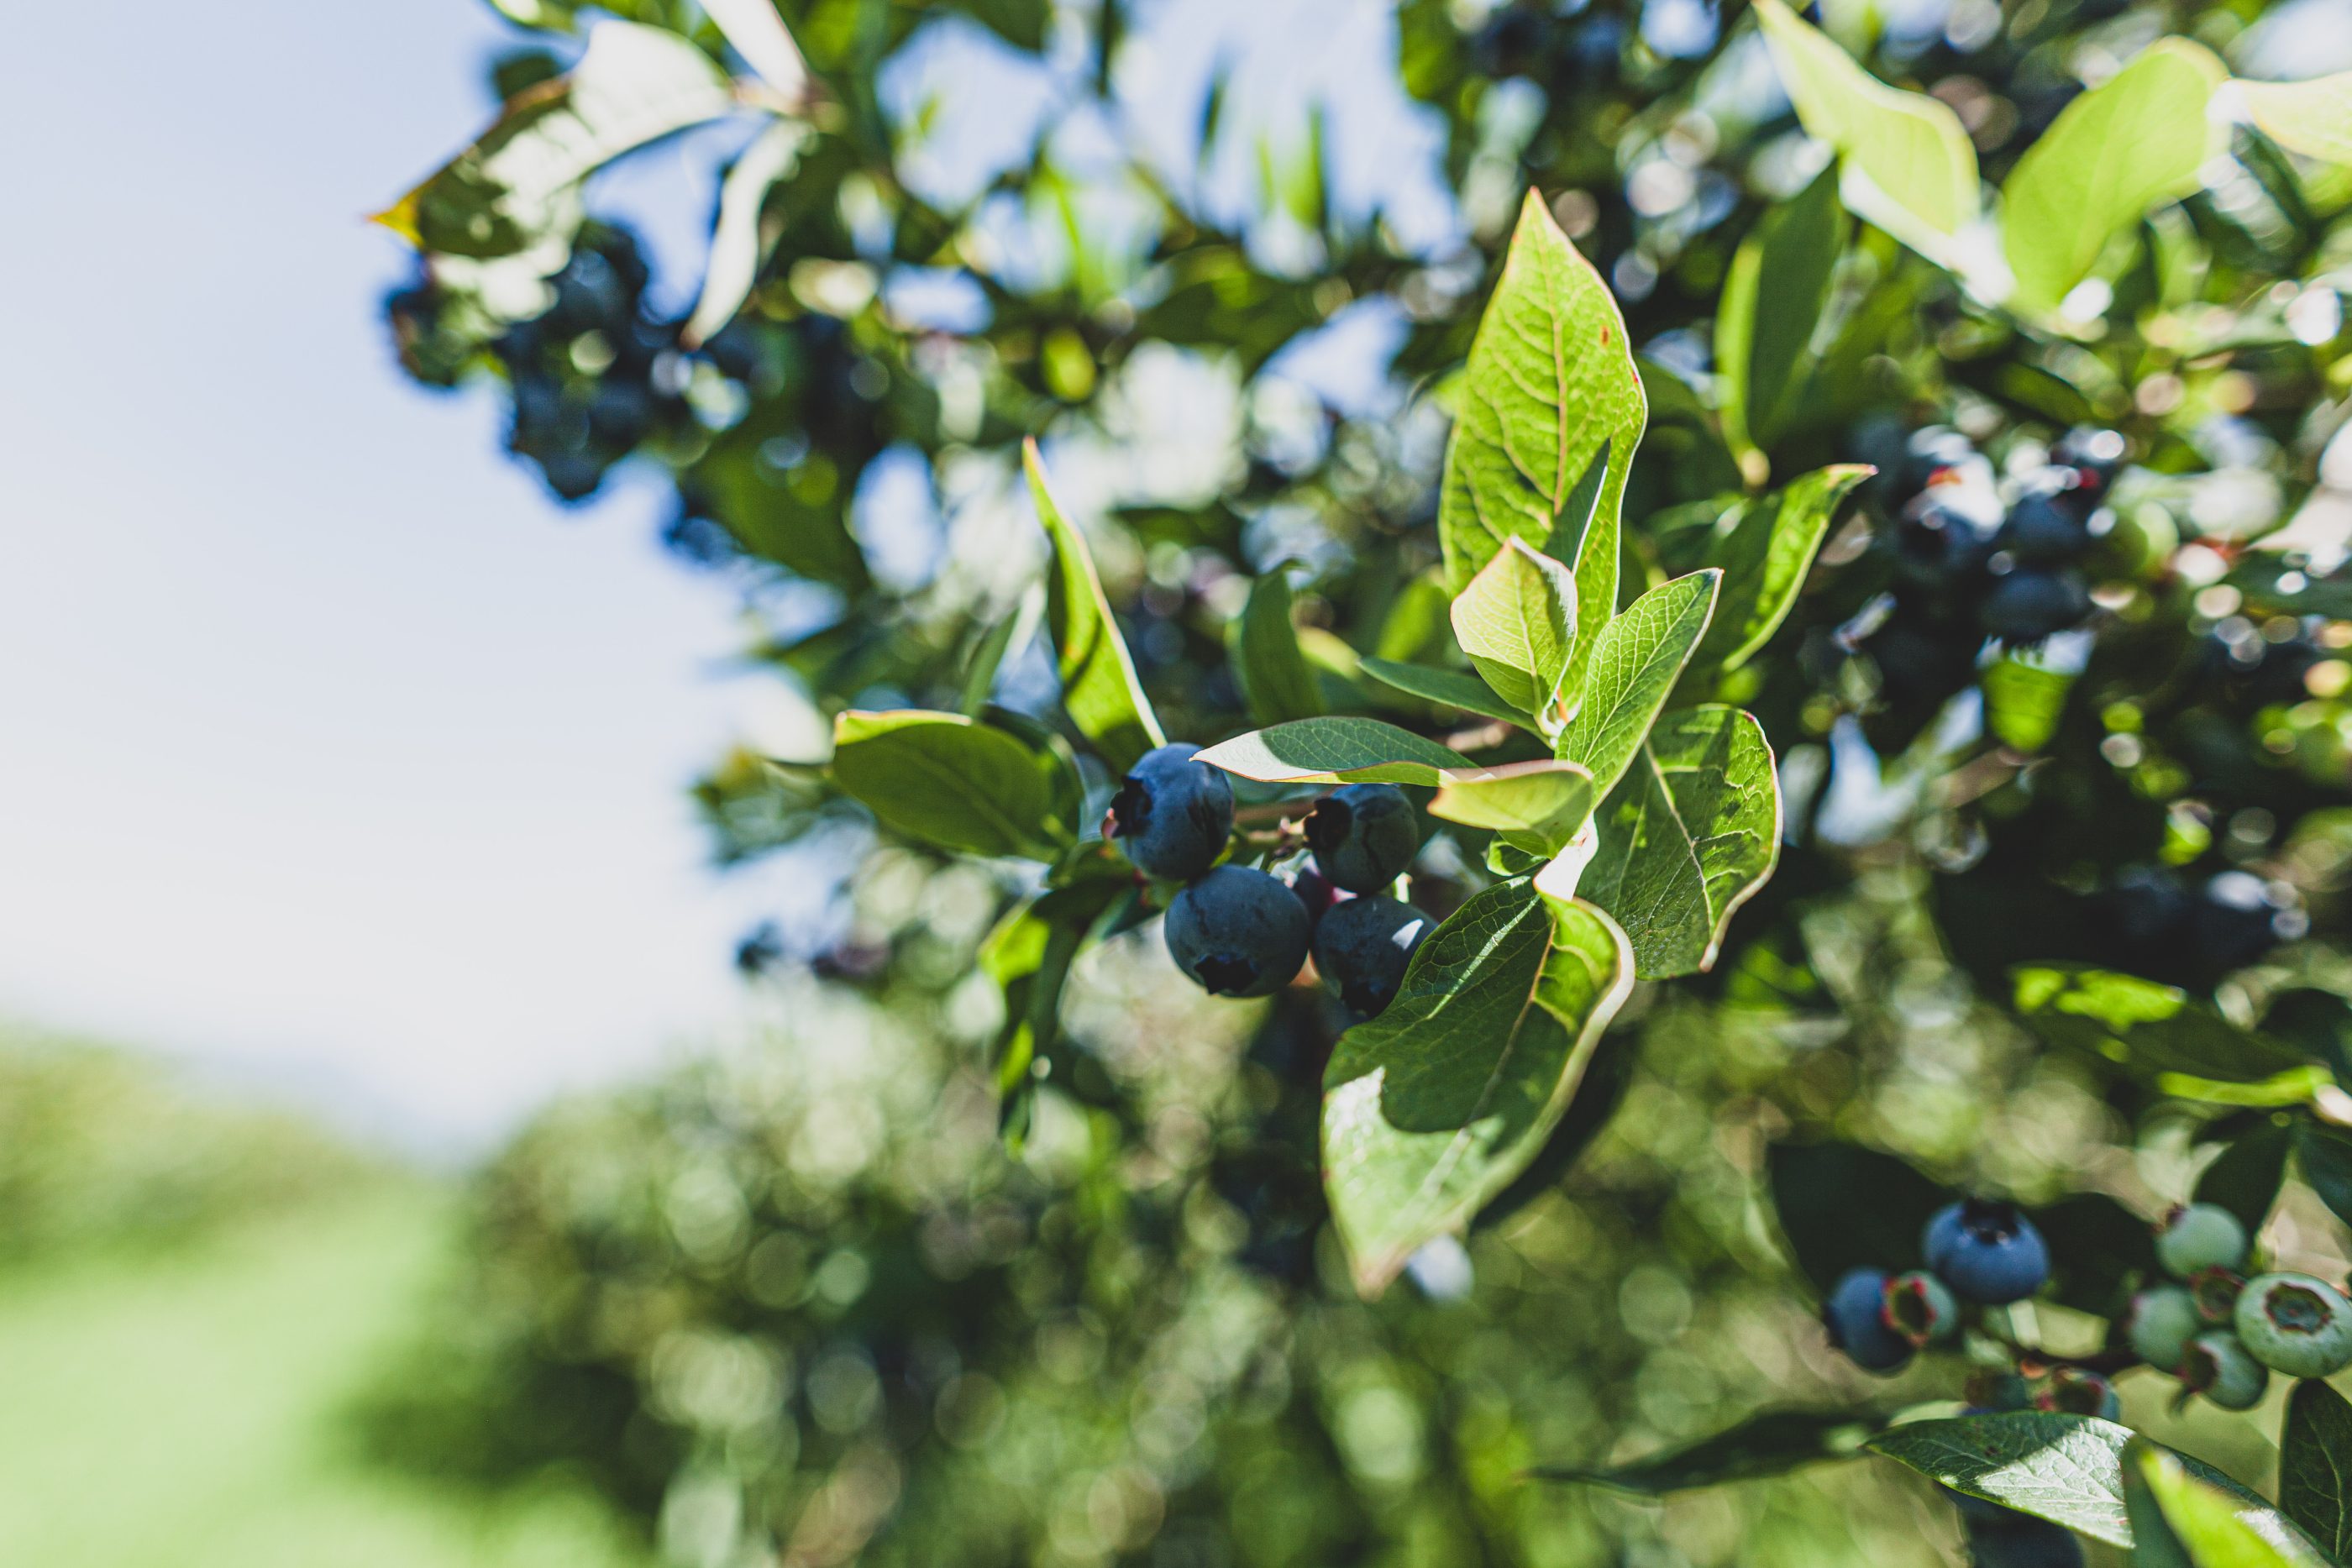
[1978,566,2091,644]
[1106,744,1234,879]
[1823,1267,1913,1373]
[1163,866,1310,998]
[1286,864,1347,923]
[1311,894,1432,1018]
[2155,1203,2249,1279]
[1305,784,1420,894]
[1923,1199,2050,1304]
[1998,485,2093,566]
[2234,1272,2352,1379]
[2180,1329,2268,1410]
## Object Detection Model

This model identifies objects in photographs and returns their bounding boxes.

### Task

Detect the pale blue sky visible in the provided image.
[0,0,1452,1148]
[0,1,800,1146]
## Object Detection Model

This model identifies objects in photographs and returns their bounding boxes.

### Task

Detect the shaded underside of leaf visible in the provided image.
[1232,567,1326,726]
[1530,1408,1893,1494]
[1026,440,1166,773]
[1196,717,1474,785]
[2280,1379,2352,1563]
[1321,879,1633,1294]
[1357,656,1532,726]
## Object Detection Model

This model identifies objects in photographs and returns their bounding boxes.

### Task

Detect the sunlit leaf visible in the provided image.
[1451,538,1576,721]
[701,0,813,108]
[830,709,1079,859]
[1357,657,1531,726]
[1426,761,1596,852]
[683,118,806,348]
[1717,165,1847,455]
[1752,0,1981,267]
[1581,705,1779,978]
[1688,466,1872,678]
[1556,570,1720,800]
[1026,441,1166,773]
[1439,191,1646,706]
[2001,39,2225,316]
[2123,1440,2328,1567]
[1323,879,1633,1294]
[380,20,736,260]
[2010,967,2319,1095]
[1197,718,1473,785]
[2238,72,2352,165]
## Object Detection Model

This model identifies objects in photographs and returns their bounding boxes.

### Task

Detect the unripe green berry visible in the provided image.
[2155,1204,2250,1279]
[1885,1269,1961,1346]
[2039,1368,2119,1422]
[2234,1272,2352,1379]
[2180,1330,2269,1410]
[2124,1285,2201,1371]
[2190,1266,2244,1324]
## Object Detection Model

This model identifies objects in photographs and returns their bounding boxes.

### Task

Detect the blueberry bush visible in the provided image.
[380,0,2352,1562]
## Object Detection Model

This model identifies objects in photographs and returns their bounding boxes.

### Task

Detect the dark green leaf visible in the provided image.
[2011,967,2321,1096]
[1026,440,1166,773]
[1687,465,1871,678]
[979,880,1121,1150]
[1438,191,1647,707]
[1357,656,1531,726]
[830,709,1079,859]
[2296,1123,2352,1235]
[1767,1141,1954,1295]
[1716,165,1847,454]
[1232,568,1326,726]
[2123,1439,2328,1566]
[2282,1381,2352,1563]
[2028,1193,2160,1317]
[1580,705,1780,979]
[1530,1408,1891,1493]
[1556,569,1720,801]
[1197,717,1473,785]
[2194,1120,2293,1236]
[1451,538,1575,721]
[1322,880,1634,1294]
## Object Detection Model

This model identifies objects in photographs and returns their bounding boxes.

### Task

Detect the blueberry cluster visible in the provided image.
[1858,427,2124,705]
[1113,749,1432,1015]
[2125,1203,2352,1408]
[1823,1199,2050,1377]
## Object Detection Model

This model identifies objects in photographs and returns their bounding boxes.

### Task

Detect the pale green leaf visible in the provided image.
[1982,651,2076,753]
[701,0,813,108]
[831,710,1079,859]
[1752,0,1981,266]
[1322,879,1634,1294]
[2001,39,2225,316]
[1196,718,1472,785]
[1580,706,1780,979]
[1438,191,1646,707]
[1717,165,1847,454]
[379,20,736,260]
[1451,538,1577,721]
[2280,1381,2352,1562]
[1232,568,1326,726]
[1427,761,1597,852]
[1690,466,1872,677]
[1026,441,1166,773]
[2010,966,2317,1091]
[1357,657,1532,726]
[2124,1441,2328,1567]
[2239,72,2352,165]
[1866,1414,2284,1551]
[683,118,806,348]
[1556,570,1721,800]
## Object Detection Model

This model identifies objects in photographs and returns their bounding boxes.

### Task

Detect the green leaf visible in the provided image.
[2281,1381,2352,1563]
[2001,40,2226,316]
[1026,440,1166,773]
[829,710,1078,859]
[1688,467,1872,677]
[1232,568,1326,726]
[1767,1141,1956,1296]
[1982,652,2077,753]
[2194,1120,2293,1235]
[1752,0,1981,268]
[1556,570,1721,801]
[379,20,736,260]
[2030,1193,2161,1317]
[1451,538,1577,721]
[1530,1408,1893,1493]
[701,0,814,107]
[979,881,1121,1148]
[680,401,869,589]
[1716,165,1848,454]
[1196,718,1473,785]
[2238,72,2352,167]
[2124,1440,2329,1567]
[682,118,804,349]
[2010,967,2323,1096]
[1321,879,1633,1294]
[1426,761,1597,852]
[1865,1414,2278,1550]
[1438,191,1647,709]
[1357,657,1532,726]
[2294,1123,2352,1234]
[1580,705,1780,979]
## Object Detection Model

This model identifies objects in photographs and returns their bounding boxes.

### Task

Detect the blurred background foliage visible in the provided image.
[356,0,2352,1561]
